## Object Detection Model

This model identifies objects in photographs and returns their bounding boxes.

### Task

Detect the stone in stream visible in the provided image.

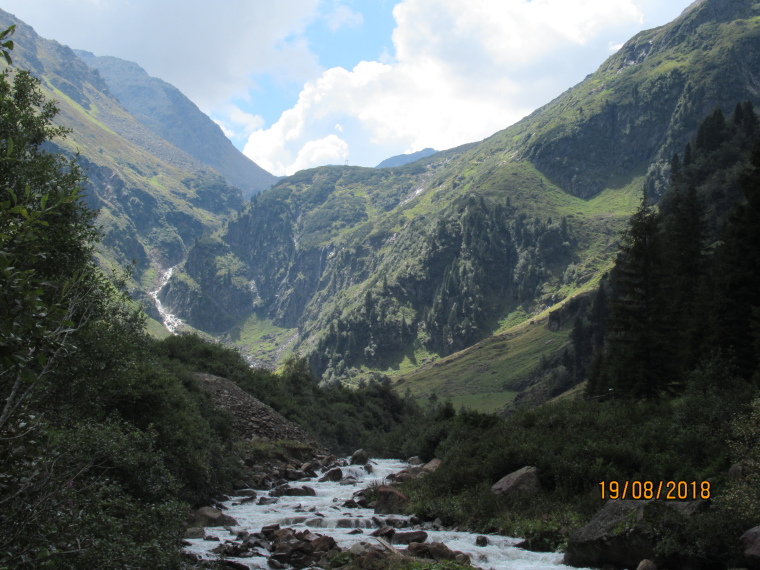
[475,535,489,547]
[270,484,317,497]
[258,496,279,505]
[393,530,428,545]
[350,449,369,465]
[319,467,343,482]
[192,506,239,527]
[406,541,470,564]
[373,485,410,514]
[370,526,395,539]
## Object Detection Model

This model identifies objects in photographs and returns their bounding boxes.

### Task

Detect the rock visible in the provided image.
[224,561,252,570]
[422,458,442,472]
[319,467,343,482]
[406,541,469,563]
[258,496,279,505]
[374,485,410,515]
[233,479,250,490]
[390,467,426,483]
[342,499,360,508]
[371,526,396,539]
[491,466,542,496]
[407,456,424,465]
[348,529,364,534]
[563,499,708,569]
[271,484,317,497]
[475,535,489,547]
[394,531,428,545]
[364,462,373,473]
[193,506,239,527]
[740,526,760,570]
[312,535,338,552]
[637,560,658,570]
[350,449,370,465]
[236,489,257,497]
[285,469,308,481]
[183,527,205,539]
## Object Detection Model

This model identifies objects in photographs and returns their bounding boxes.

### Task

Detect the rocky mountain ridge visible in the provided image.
[160,0,760,402]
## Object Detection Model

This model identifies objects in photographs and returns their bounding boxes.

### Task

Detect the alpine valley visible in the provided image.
[4,0,760,568]
[4,0,760,410]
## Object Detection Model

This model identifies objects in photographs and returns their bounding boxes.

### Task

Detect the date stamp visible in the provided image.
[599,480,711,500]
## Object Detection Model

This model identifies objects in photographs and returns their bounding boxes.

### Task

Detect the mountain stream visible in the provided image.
[184,459,584,569]
[149,264,183,333]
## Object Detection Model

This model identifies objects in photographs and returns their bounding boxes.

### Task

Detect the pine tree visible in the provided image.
[599,195,674,398]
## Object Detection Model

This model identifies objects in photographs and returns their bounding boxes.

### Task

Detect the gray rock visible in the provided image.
[394,531,428,545]
[319,467,343,482]
[740,526,760,570]
[407,456,424,465]
[636,560,657,570]
[563,499,708,568]
[193,506,239,527]
[491,466,542,496]
[351,449,370,465]
[475,535,489,547]
[183,527,205,539]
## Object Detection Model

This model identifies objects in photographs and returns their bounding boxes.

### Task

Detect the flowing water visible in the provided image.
[184,459,586,569]
[149,265,183,333]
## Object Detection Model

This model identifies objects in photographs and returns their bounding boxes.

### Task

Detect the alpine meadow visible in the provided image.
[2,0,760,568]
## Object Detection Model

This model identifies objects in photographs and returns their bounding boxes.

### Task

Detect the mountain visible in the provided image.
[376,148,438,168]
[74,51,278,198]
[159,0,760,408]
[0,8,246,322]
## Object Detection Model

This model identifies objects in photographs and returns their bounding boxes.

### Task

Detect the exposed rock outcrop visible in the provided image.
[491,466,542,496]
[740,526,760,570]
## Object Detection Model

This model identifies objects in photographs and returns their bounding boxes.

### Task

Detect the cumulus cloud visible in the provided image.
[0,0,322,110]
[326,3,363,31]
[243,0,654,175]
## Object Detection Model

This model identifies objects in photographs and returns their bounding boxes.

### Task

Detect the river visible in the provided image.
[184,459,585,569]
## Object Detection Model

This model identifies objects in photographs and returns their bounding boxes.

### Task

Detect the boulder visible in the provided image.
[271,484,317,497]
[407,456,424,465]
[475,535,488,547]
[564,499,708,569]
[422,458,442,472]
[183,527,205,539]
[319,467,343,482]
[370,526,396,539]
[406,541,470,564]
[193,506,239,527]
[350,449,370,465]
[491,466,542,496]
[374,485,410,514]
[394,531,428,545]
[258,496,279,505]
[740,526,760,570]
[637,560,657,570]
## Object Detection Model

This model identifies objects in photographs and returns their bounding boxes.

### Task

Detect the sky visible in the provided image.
[1,0,696,176]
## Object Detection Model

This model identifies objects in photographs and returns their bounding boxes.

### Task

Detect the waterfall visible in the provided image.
[149,265,183,333]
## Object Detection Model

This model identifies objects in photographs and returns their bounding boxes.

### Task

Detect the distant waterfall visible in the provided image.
[149,265,183,333]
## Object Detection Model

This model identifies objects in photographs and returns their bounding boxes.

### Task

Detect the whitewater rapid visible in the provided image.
[149,264,183,333]
[184,459,585,569]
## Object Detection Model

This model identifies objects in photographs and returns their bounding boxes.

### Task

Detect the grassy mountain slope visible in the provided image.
[0,9,245,313]
[161,0,760,407]
[75,51,278,197]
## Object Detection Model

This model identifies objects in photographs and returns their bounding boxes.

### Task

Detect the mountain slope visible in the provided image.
[75,51,278,197]
[376,148,438,168]
[160,0,760,404]
[0,8,244,311]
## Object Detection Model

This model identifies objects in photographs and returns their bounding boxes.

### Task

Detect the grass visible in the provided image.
[227,312,298,368]
[392,323,571,412]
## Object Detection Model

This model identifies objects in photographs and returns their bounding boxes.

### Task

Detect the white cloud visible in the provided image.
[243,0,655,176]
[0,0,322,111]
[326,4,363,31]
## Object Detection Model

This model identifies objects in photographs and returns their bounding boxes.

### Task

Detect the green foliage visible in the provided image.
[155,333,421,455]
[0,56,240,567]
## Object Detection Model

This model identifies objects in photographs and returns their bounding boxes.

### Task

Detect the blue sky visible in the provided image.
[2,0,696,175]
